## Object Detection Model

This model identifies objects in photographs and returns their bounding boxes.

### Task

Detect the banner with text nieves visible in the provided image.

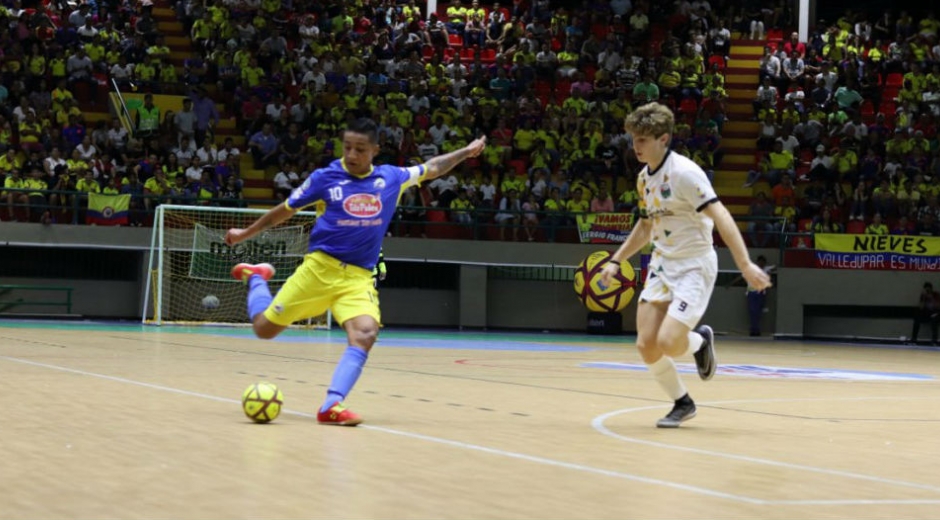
[814,234,940,271]
[576,213,635,243]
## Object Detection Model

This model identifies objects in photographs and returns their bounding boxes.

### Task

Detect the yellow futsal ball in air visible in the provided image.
[242,382,284,423]
[573,251,637,312]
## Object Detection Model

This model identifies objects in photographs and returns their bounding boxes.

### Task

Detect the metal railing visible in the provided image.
[0,187,790,245]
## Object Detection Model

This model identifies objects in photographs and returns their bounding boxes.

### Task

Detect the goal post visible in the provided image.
[143,204,331,328]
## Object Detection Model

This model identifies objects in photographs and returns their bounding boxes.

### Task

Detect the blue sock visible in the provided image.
[247,274,273,321]
[320,346,369,412]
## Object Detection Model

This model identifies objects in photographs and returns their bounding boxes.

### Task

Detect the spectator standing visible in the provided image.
[911,282,940,345]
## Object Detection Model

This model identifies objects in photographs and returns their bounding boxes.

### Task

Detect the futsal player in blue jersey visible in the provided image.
[225,118,486,426]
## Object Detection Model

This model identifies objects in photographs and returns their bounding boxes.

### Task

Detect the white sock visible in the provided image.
[647,356,688,401]
[685,331,705,356]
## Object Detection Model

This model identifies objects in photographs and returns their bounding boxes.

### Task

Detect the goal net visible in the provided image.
[143,204,331,328]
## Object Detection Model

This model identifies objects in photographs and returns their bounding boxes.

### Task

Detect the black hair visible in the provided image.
[345,118,378,144]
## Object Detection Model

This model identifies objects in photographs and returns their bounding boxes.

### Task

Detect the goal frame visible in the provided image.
[142,204,331,328]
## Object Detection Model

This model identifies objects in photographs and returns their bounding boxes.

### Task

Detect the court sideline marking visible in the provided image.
[0,354,758,504]
[2,354,939,507]
[592,399,940,500]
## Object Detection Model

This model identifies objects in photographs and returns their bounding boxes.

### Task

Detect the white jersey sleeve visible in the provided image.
[672,157,718,212]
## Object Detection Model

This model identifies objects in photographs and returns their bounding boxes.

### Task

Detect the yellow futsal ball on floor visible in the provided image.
[242,382,283,423]
[573,251,637,312]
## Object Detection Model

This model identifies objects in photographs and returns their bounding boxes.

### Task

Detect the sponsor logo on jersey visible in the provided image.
[660,183,672,199]
[580,362,933,381]
[646,208,675,218]
[343,193,383,217]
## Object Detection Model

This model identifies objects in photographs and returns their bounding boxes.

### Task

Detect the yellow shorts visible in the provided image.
[263,251,381,327]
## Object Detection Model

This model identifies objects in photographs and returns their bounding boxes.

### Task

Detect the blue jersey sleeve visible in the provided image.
[286,170,325,211]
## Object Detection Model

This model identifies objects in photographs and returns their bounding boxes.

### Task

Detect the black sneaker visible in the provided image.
[693,325,717,380]
[656,395,697,428]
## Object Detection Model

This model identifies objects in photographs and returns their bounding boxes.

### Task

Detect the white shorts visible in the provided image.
[639,249,718,329]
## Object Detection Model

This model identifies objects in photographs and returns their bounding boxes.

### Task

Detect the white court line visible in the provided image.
[0,355,759,505]
[6,354,940,507]
[592,399,940,496]
[771,499,940,506]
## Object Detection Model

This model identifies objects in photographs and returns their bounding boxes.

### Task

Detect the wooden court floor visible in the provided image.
[1,321,940,519]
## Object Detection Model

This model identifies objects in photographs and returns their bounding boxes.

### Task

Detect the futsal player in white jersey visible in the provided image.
[600,103,772,427]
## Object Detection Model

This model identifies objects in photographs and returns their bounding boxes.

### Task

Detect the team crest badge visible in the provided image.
[660,184,672,199]
[373,178,386,190]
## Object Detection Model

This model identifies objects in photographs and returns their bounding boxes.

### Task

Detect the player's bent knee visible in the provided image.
[351,327,378,349]
[636,331,659,351]
[343,316,380,350]
[656,329,682,351]
[252,316,284,340]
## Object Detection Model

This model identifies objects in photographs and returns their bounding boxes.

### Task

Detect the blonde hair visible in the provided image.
[624,102,675,138]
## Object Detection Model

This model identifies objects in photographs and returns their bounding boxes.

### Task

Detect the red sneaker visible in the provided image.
[317,402,363,426]
[231,262,276,283]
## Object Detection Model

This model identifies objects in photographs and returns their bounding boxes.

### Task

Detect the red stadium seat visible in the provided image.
[448,33,462,48]
[678,98,699,117]
[860,100,875,123]
[766,28,784,43]
[707,54,726,71]
[885,73,903,87]
[798,148,814,163]
[846,220,866,234]
[582,64,597,81]
[790,219,814,249]
[880,100,897,116]
[590,23,609,39]
[480,48,496,63]
[555,79,571,99]
[508,159,527,177]
[650,24,667,41]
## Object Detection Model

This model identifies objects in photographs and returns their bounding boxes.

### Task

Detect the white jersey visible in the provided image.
[637,151,719,260]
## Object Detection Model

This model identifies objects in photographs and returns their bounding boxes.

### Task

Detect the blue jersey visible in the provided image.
[286,159,423,270]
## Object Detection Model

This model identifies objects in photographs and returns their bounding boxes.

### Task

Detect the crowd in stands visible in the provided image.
[744,10,940,244]
[0,0,749,236]
[5,0,938,245]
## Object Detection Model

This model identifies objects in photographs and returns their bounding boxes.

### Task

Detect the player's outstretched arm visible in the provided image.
[599,218,651,286]
[703,201,772,291]
[225,203,295,246]
[423,136,487,181]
